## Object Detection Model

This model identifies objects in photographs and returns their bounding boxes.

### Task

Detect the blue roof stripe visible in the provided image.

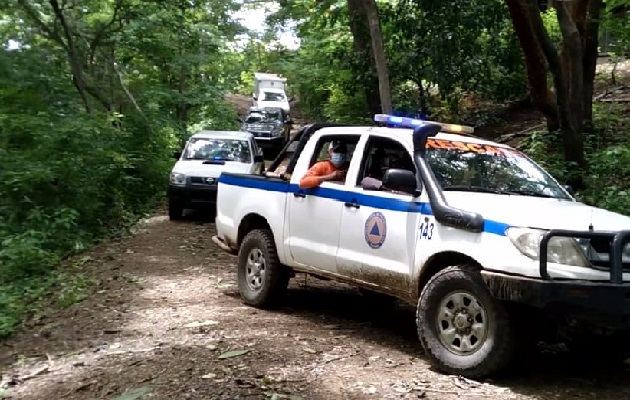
[219,174,510,236]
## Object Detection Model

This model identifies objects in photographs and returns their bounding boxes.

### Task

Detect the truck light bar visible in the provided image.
[373,114,475,135]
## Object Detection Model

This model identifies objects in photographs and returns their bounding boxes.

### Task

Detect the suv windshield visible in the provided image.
[263,92,285,102]
[183,137,252,163]
[425,138,571,200]
[245,109,283,123]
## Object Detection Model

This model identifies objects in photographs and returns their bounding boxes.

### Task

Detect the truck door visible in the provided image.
[336,135,423,297]
[286,133,361,272]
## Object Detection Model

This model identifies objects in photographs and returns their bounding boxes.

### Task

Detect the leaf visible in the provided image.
[112,386,153,400]
[184,320,219,328]
[218,348,252,359]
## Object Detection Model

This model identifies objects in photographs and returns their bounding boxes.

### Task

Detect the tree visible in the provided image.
[506,0,604,188]
[347,0,381,114]
[364,0,392,114]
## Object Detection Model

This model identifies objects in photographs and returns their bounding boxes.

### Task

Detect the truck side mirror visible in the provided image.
[173,150,182,159]
[289,97,295,102]
[562,184,574,195]
[254,154,264,163]
[382,168,417,195]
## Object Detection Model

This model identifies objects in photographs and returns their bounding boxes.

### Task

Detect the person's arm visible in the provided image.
[299,162,329,189]
[361,176,383,191]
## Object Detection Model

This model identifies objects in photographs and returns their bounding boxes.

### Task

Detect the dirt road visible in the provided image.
[1,211,630,400]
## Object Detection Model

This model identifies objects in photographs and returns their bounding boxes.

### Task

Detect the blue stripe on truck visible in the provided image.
[218,174,510,236]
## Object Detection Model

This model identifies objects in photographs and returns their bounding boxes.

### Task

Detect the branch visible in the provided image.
[112,60,148,121]
[16,0,67,49]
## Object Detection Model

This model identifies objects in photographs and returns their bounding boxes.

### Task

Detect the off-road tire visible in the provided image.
[237,229,290,309]
[168,200,184,220]
[416,265,515,379]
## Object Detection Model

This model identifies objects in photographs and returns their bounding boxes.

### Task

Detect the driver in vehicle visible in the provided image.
[361,151,414,191]
[299,141,349,188]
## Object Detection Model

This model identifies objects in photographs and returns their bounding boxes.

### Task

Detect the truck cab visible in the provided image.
[213,115,630,378]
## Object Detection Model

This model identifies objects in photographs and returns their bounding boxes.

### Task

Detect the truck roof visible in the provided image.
[190,130,253,140]
[254,72,287,82]
[315,125,513,149]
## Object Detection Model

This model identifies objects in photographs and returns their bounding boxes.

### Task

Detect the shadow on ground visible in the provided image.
[2,215,630,400]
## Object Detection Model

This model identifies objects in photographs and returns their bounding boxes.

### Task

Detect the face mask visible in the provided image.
[330,153,346,167]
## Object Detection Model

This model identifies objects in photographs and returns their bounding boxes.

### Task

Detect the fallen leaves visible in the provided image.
[183,320,219,329]
[218,349,253,359]
[111,386,152,400]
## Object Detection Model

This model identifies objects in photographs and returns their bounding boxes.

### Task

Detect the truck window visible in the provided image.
[311,136,360,165]
[356,136,415,186]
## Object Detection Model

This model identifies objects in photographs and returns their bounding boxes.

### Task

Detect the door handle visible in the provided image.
[293,191,306,198]
[344,201,360,209]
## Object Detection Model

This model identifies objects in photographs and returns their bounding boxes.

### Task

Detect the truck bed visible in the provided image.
[215,172,291,257]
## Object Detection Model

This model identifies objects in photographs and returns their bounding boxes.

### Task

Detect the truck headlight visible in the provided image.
[170,172,186,186]
[506,227,589,268]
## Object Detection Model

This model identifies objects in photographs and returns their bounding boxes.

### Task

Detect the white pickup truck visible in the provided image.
[212,114,630,378]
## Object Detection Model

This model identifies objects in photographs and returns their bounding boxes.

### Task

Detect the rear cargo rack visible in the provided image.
[539,229,630,283]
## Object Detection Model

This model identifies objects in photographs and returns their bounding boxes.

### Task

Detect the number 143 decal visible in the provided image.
[419,221,435,240]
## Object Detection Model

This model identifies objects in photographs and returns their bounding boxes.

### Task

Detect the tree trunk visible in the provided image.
[553,0,587,179]
[524,0,587,187]
[364,0,392,114]
[582,0,604,132]
[347,0,381,114]
[505,0,559,131]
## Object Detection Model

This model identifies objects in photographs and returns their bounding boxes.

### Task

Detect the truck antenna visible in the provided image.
[588,208,594,232]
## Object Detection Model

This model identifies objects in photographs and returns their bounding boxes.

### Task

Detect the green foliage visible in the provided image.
[520,103,630,216]
[601,0,630,57]
[0,0,244,338]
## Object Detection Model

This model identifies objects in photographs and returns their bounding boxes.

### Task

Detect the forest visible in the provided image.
[1,0,629,341]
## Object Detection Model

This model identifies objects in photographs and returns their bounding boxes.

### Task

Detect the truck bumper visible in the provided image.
[482,271,630,329]
[254,136,285,149]
[483,228,630,330]
[167,184,217,210]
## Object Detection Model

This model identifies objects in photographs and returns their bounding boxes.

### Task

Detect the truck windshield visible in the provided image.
[183,138,252,163]
[263,92,285,101]
[424,138,571,200]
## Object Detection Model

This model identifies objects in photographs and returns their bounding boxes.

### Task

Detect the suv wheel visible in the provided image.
[237,229,290,309]
[168,200,184,220]
[416,265,515,379]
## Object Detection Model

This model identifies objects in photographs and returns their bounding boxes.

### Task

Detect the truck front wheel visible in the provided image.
[237,229,290,309]
[416,265,515,379]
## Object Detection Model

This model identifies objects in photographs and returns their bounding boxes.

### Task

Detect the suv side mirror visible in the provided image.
[562,184,574,195]
[286,119,294,125]
[382,168,417,195]
[173,150,182,159]
[254,154,264,163]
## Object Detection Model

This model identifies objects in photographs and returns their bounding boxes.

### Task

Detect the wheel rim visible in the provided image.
[436,290,488,356]
[245,248,266,291]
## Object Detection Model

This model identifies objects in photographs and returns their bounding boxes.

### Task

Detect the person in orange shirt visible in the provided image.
[299,141,348,189]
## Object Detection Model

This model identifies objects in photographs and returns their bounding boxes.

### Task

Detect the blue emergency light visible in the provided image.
[373,113,475,135]
[374,114,424,127]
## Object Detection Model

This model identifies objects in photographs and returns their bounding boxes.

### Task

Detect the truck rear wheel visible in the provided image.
[237,229,290,309]
[416,265,515,378]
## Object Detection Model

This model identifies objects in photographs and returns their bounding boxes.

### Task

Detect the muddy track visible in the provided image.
[1,210,630,400]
